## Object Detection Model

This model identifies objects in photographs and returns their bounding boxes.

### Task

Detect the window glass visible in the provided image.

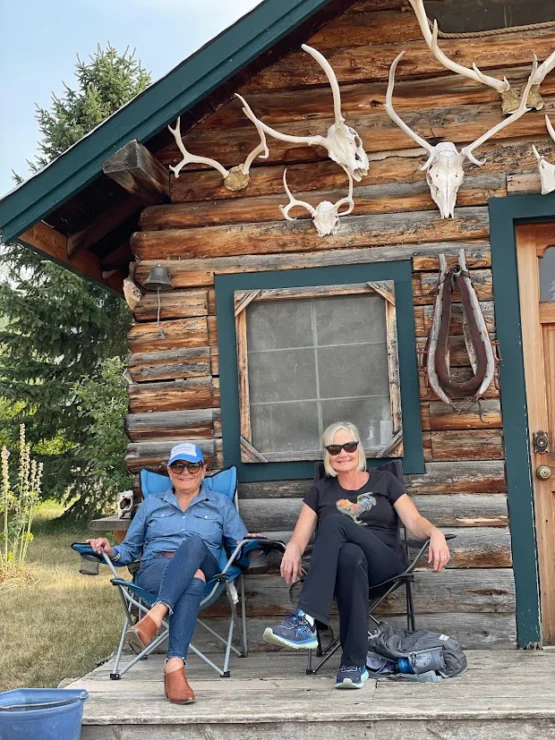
[539,246,555,302]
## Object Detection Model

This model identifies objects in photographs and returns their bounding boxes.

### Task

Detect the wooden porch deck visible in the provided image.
[68,649,555,739]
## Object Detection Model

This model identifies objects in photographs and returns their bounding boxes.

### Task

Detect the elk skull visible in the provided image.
[385,52,537,218]
[280,167,354,237]
[236,44,369,181]
[407,0,555,115]
[532,114,555,195]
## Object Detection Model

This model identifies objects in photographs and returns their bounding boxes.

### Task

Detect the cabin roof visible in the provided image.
[0,0,345,290]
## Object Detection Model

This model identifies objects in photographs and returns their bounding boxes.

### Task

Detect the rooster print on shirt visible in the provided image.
[336,492,377,525]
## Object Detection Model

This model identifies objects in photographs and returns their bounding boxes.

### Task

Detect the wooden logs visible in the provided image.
[133,289,208,322]
[125,409,220,442]
[131,208,490,261]
[414,301,495,336]
[413,269,493,305]
[128,378,219,413]
[423,430,504,462]
[127,317,209,353]
[103,139,170,205]
[421,400,502,432]
[128,347,213,383]
[126,438,223,472]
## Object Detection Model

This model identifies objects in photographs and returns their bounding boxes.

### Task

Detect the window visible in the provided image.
[235,282,402,463]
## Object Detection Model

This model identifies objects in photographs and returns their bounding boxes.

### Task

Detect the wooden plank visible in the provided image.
[412,249,491,271]
[421,399,502,431]
[127,317,209,353]
[128,347,212,383]
[67,197,141,257]
[142,173,503,230]
[19,221,123,292]
[238,494,507,532]
[127,378,217,413]
[414,301,495,336]
[413,268,492,305]
[126,439,216,473]
[133,289,209,322]
[228,569,516,619]
[134,241,491,289]
[416,334,495,366]
[124,409,219,442]
[130,207,490,261]
[420,365,499,401]
[423,429,504,462]
[103,139,170,205]
[539,303,555,324]
[242,31,555,91]
[506,171,542,196]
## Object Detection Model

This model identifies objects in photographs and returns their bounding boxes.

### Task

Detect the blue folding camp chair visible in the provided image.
[73,466,273,679]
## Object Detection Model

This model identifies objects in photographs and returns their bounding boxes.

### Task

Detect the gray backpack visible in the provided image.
[367,621,467,680]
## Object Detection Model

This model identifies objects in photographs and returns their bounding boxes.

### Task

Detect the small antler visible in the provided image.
[334,167,355,215]
[532,50,555,87]
[168,117,229,179]
[385,52,436,170]
[280,169,316,221]
[168,115,269,191]
[301,44,344,125]
[462,57,537,166]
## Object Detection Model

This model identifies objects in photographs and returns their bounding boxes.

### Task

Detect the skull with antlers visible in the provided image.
[385,51,537,219]
[236,44,369,181]
[167,114,269,191]
[407,0,555,115]
[280,167,354,237]
[533,114,555,195]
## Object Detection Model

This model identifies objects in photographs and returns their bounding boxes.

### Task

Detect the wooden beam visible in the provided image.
[67,197,140,258]
[19,221,123,293]
[101,240,132,271]
[103,139,170,205]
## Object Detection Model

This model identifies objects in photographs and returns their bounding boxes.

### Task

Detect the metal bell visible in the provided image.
[144,265,173,291]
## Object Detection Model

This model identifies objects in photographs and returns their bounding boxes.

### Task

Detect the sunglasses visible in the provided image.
[325,441,359,456]
[169,461,204,474]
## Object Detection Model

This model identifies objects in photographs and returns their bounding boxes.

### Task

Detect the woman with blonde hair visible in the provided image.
[264,421,450,689]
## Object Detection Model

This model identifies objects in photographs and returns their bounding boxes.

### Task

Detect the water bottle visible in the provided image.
[396,648,445,675]
[396,657,415,674]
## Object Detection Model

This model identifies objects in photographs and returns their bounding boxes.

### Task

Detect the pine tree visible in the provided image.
[0,46,151,513]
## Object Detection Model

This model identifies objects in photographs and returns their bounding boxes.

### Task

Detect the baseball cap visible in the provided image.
[168,442,205,466]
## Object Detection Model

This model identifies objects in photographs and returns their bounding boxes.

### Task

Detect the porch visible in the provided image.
[67,649,555,739]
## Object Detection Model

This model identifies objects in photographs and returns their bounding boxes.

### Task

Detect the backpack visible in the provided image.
[367,620,467,680]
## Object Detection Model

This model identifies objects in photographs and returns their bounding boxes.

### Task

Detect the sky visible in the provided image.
[0,0,262,197]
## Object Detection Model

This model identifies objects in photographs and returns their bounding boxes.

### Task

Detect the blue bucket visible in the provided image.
[0,688,88,740]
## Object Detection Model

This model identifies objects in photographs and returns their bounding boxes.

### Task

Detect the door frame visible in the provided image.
[489,192,555,647]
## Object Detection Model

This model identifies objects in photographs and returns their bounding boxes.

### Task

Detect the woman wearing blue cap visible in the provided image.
[87,442,251,704]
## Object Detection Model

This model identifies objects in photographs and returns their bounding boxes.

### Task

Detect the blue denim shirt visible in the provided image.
[111,484,248,567]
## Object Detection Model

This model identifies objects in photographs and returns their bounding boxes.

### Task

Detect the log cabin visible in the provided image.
[1,0,555,652]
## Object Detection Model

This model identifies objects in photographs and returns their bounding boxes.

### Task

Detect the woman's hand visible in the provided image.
[428,529,450,572]
[86,537,115,559]
[280,542,302,585]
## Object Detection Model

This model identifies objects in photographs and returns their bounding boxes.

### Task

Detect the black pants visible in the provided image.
[297,514,406,666]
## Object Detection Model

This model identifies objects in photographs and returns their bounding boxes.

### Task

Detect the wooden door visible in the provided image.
[516,223,555,645]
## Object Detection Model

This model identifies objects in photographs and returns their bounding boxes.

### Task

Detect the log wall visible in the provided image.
[124,0,555,648]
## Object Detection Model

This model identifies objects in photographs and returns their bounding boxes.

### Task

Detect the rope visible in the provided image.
[428,17,555,39]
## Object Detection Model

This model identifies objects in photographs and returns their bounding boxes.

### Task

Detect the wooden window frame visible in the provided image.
[234,281,403,463]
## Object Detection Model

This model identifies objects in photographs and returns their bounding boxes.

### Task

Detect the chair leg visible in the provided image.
[406,580,416,632]
[110,615,130,680]
[239,575,249,658]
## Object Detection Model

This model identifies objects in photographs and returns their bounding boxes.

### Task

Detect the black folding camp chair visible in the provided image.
[302,460,456,674]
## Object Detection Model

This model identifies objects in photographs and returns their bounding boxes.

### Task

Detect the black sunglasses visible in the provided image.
[169,461,204,473]
[325,441,359,456]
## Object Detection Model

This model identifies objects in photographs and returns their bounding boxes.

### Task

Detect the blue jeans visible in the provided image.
[135,534,219,661]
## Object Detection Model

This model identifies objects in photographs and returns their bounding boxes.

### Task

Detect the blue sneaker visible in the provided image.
[263,610,318,650]
[334,665,369,689]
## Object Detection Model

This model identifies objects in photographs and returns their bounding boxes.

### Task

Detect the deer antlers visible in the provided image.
[407,0,554,115]
[532,114,555,195]
[167,114,269,191]
[236,44,369,181]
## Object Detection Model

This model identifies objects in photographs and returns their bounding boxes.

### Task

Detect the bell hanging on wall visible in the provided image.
[143,265,173,292]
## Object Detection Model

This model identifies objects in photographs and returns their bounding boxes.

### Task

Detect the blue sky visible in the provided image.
[0,0,262,197]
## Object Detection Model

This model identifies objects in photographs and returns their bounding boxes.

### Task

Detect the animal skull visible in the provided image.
[532,114,555,195]
[117,490,136,520]
[385,52,537,218]
[407,0,555,115]
[280,167,354,237]
[236,44,369,181]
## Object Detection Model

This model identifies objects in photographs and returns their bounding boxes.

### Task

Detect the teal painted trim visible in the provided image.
[489,191,555,647]
[215,261,423,482]
[0,0,334,243]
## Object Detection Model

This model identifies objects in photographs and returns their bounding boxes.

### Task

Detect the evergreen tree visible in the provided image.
[0,46,151,513]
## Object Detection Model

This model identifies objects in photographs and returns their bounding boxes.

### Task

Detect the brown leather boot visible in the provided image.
[126,614,159,654]
[164,666,195,704]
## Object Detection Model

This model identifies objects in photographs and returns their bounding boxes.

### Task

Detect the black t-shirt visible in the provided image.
[303,470,407,555]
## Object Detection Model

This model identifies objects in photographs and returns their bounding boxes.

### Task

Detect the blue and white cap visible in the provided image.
[168,442,204,466]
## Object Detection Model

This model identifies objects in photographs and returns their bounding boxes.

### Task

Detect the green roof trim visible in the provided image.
[0,0,333,244]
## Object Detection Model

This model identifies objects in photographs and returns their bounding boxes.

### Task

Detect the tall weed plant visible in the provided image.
[0,425,43,580]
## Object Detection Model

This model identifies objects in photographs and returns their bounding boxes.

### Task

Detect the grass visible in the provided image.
[0,502,129,692]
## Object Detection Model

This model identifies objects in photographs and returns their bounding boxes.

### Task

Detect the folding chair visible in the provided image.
[303,460,456,674]
[73,466,278,679]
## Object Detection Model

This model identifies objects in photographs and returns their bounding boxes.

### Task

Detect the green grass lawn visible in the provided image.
[0,502,128,692]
